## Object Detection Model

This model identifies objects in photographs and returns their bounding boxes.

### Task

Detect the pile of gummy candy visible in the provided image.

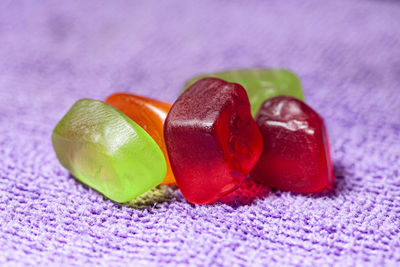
[52,69,333,205]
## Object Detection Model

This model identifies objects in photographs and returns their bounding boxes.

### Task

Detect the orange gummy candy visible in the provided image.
[105,93,175,184]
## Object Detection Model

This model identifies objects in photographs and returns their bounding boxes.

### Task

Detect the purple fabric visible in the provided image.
[1,0,399,266]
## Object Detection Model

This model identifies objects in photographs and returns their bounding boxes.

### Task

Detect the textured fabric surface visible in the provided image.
[1,0,400,266]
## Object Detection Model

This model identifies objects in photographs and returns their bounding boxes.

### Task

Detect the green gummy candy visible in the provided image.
[183,68,304,116]
[52,98,167,203]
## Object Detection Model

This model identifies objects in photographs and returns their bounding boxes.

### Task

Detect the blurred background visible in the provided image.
[1,1,398,119]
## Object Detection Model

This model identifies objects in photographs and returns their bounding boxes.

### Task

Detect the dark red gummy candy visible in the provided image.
[251,96,334,193]
[164,78,263,204]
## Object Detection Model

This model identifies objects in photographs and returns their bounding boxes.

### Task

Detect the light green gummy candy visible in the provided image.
[52,98,167,203]
[183,68,304,116]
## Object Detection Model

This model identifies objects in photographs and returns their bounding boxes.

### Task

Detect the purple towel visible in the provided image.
[1,0,399,266]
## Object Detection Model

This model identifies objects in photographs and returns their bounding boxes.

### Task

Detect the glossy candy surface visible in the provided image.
[105,93,175,184]
[52,99,166,202]
[251,96,334,193]
[165,78,263,204]
[183,68,304,116]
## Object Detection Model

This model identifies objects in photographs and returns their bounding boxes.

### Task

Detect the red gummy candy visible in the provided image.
[165,78,263,205]
[251,96,334,193]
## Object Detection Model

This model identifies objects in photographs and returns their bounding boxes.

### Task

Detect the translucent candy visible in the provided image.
[184,68,304,116]
[251,96,334,193]
[52,99,166,202]
[165,78,263,204]
[106,93,175,184]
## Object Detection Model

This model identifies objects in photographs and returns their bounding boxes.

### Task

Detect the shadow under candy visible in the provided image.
[68,173,177,209]
[218,177,271,208]
[124,185,177,210]
[277,161,346,199]
[69,160,346,209]
[219,161,347,206]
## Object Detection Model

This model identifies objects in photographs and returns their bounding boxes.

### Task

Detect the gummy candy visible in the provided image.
[52,98,166,202]
[165,78,263,204]
[105,93,175,184]
[183,68,304,116]
[250,96,334,193]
